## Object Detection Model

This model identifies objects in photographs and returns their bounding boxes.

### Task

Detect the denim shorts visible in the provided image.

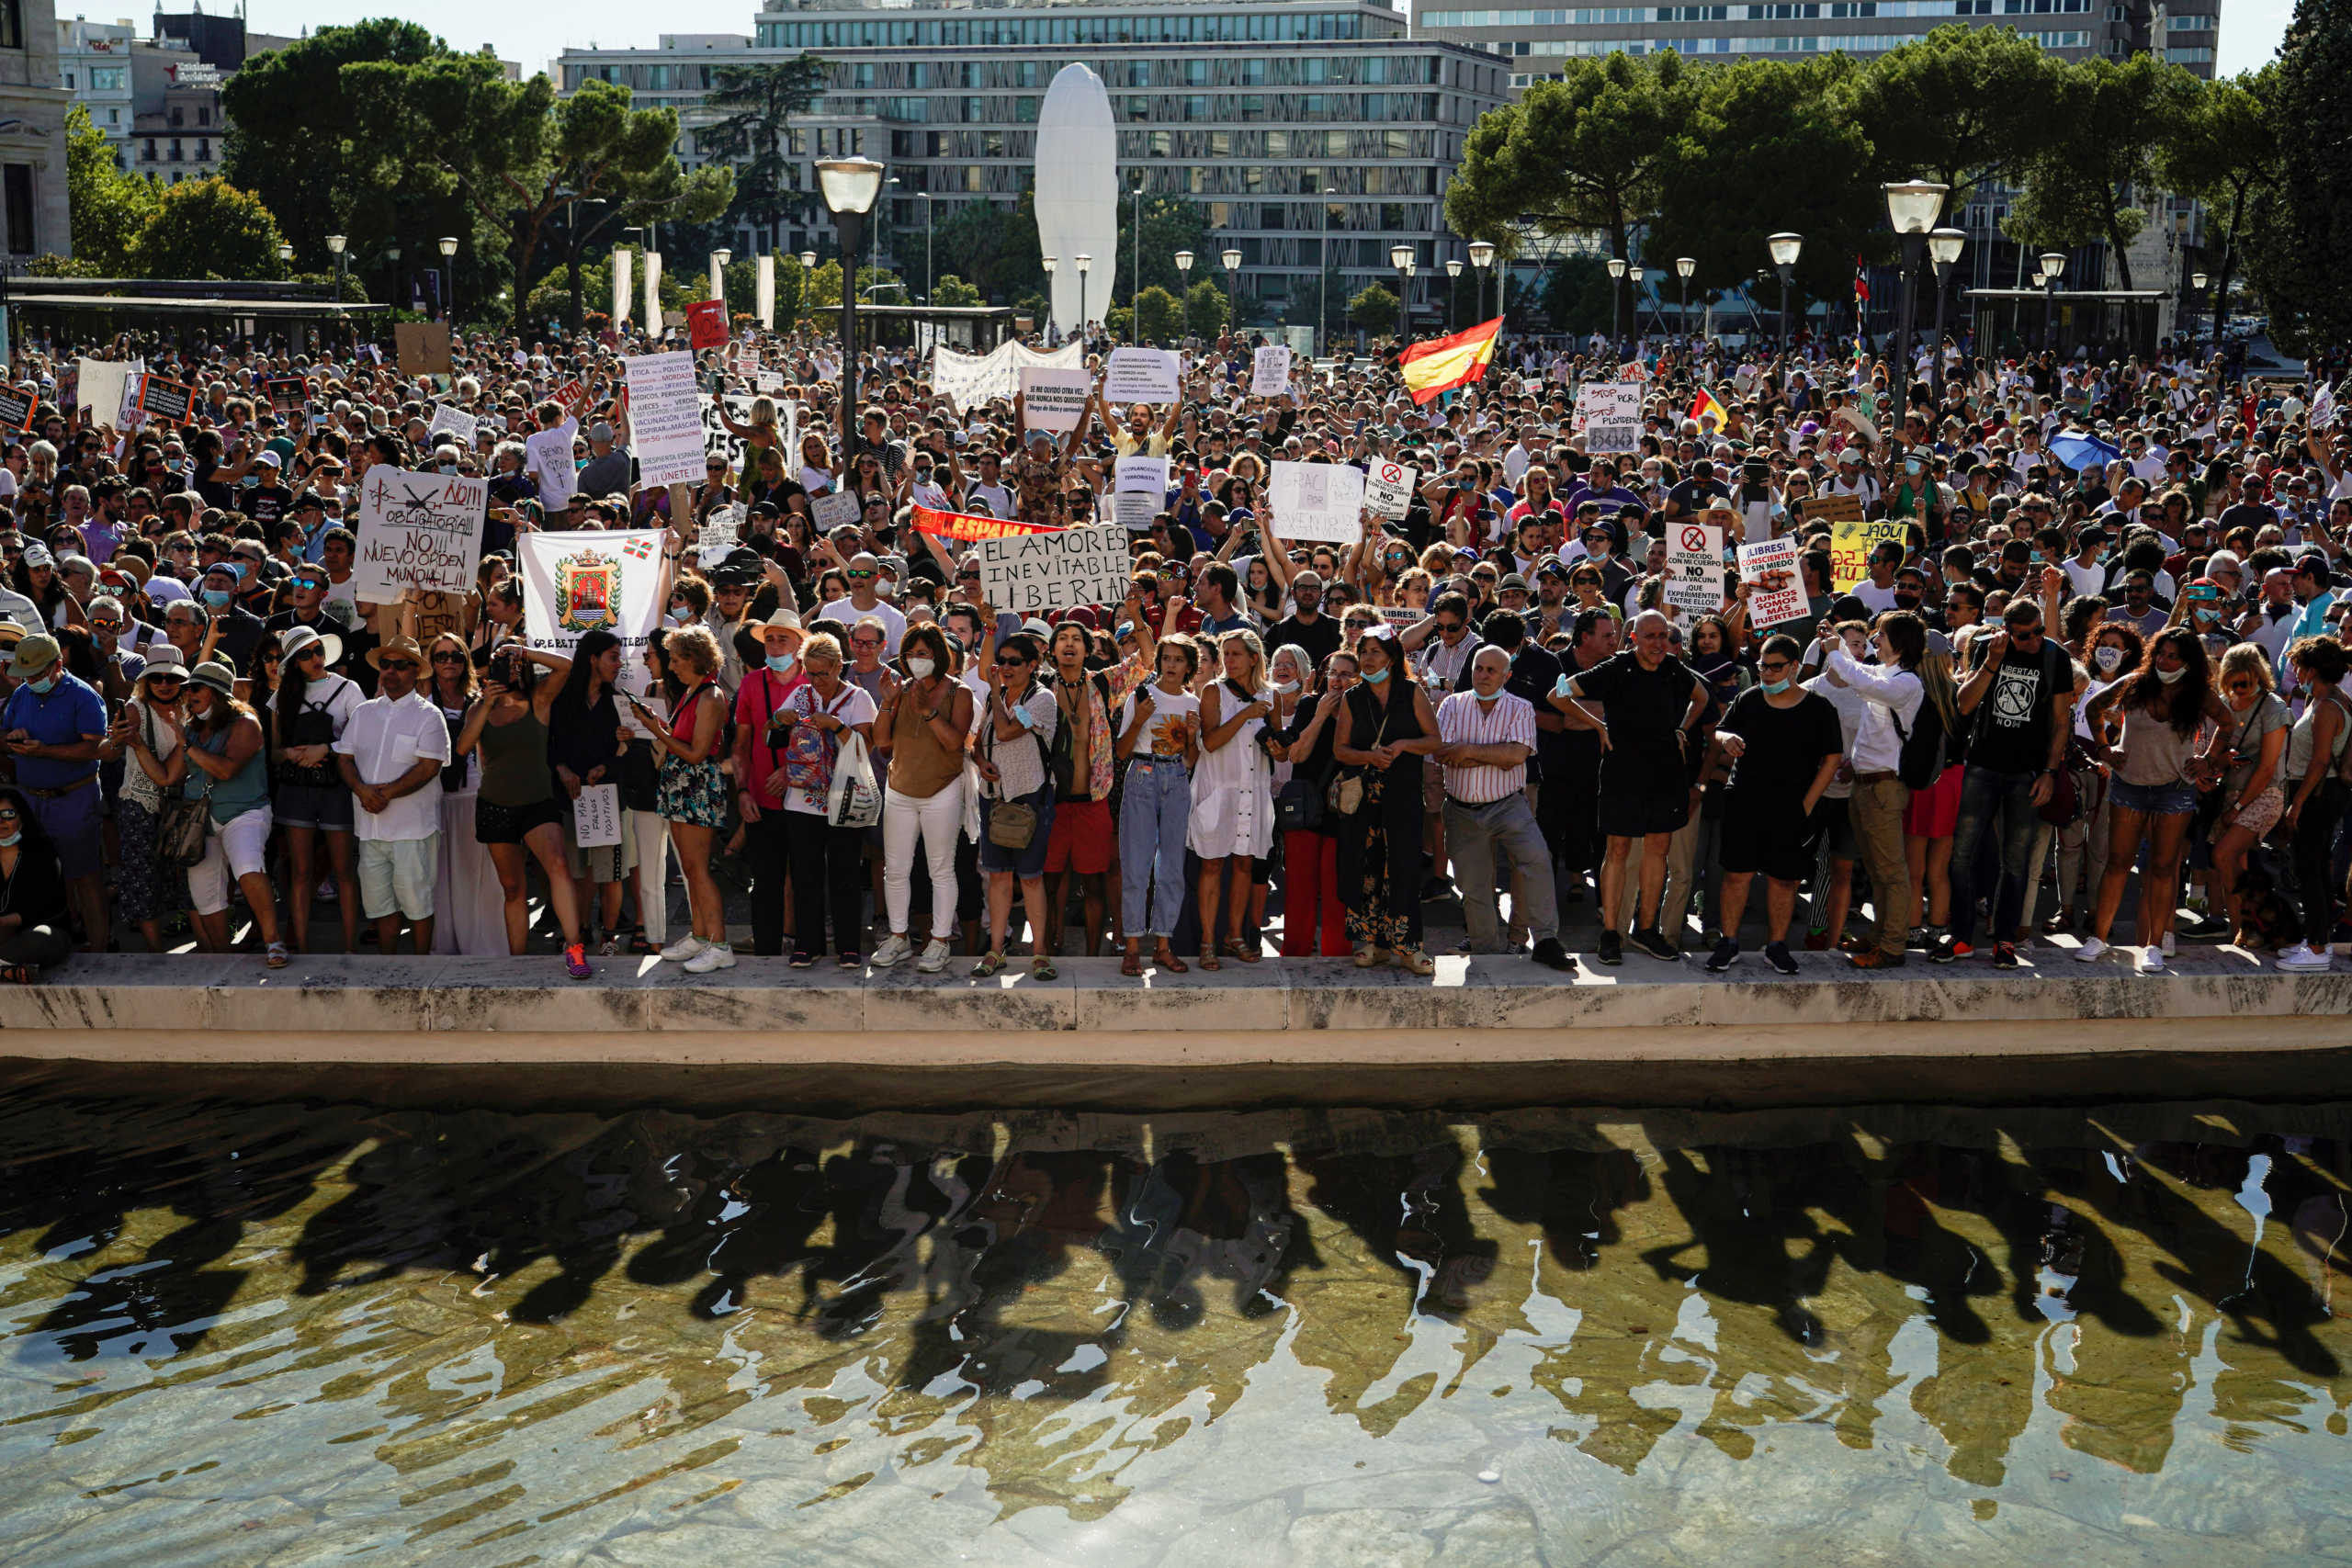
[2109,777,2198,817]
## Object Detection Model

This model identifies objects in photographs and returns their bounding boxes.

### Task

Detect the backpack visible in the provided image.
[1888,686,1945,792]
[780,684,850,794]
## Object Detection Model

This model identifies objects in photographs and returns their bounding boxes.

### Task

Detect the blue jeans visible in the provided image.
[1949,765,2044,946]
[1119,758,1191,937]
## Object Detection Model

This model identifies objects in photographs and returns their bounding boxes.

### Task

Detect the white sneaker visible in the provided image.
[660,934,707,964]
[683,942,736,974]
[917,939,951,973]
[2278,943,2333,972]
[871,933,915,968]
[2162,931,2176,958]
[2136,946,2165,975]
[2073,936,2108,963]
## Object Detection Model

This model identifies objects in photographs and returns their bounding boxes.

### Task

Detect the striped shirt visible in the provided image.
[1436,689,1535,804]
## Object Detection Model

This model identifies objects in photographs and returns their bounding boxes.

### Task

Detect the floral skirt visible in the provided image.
[658,756,729,829]
[116,796,188,925]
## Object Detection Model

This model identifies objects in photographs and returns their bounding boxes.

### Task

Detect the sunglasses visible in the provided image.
[0,809,18,823]
[379,660,418,672]
[432,651,467,663]
[297,647,326,660]
[146,673,184,687]
[847,569,875,580]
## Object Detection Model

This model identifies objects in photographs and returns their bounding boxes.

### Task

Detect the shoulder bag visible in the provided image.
[982,692,1038,850]
[155,710,215,868]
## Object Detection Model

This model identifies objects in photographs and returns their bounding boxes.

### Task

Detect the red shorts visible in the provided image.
[1904,761,1963,838]
[1045,797,1114,874]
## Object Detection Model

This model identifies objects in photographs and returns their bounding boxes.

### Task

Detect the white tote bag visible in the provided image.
[827,730,883,829]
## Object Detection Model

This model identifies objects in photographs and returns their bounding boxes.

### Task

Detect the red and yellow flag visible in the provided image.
[911,505,1060,544]
[1689,387,1729,428]
[1398,317,1502,405]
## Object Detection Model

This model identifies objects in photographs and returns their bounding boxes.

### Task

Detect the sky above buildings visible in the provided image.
[252,0,2292,87]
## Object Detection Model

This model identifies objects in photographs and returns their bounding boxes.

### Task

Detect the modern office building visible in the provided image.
[1419,0,2220,88]
[56,17,134,166]
[0,0,74,260]
[557,1,1513,327]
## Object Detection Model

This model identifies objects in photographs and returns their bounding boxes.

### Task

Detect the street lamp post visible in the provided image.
[1767,232,1801,358]
[325,233,347,308]
[1606,255,1625,346]
[1174,249,1193,344]
[1927,227,1963,389]
[1468,240,1495,324]
[1390,243,1414,347]
[1629,265,1646,337]
[1221,247,1241,334]
[797,250,816,331]
[918,191,933,306]
[2040,250,2066,354]
[818,154,886,465]
[1130,176,1145,334]
[1445,258,1463,333]
[2190,269,2208,354]
[386,241,402,314]
[1042,254,1057,341]
[1075,254,1091,340]
[709,246,731,315]
[1675,256,1694,344]
[1882,177,1950,406]
[438,235,458,324]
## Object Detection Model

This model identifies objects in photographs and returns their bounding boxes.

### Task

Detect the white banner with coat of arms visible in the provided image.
[517,529,666,697]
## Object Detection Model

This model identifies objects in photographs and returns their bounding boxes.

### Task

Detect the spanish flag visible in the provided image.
[1398,316,1502,405]
[1689,387,1729,428]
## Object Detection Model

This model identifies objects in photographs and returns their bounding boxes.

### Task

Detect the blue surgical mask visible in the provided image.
[1761,678,1792,694]
[765,652,797,674]
[1363,666,1391,685]
[28,673,57,695]
[203,587,233,607]
[0,830,18,848]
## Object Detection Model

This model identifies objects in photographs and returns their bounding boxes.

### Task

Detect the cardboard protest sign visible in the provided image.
[1663,517,1724,614]
[811,490,863,533]
[426,403,479,446]
[1250,344,1294,398]
[1736,536,1808,627]
[623,351,706,489]
[0,386,36,435]
[911,505,1060,545]
[975,522,1126,615]
[1019,367,1091,433]
[1268,460,1366,545]
[1574,381,1641,454]
[1364,459,1419,520]
[754,370,785,394]
[1829,514,1910,592]
[518,529,666,697]
[1114,454,1169,532]
[572,782,624,848]
[394,321,453,377]
[696,503,743,570]
[1102,347,1180,404]
[75,357,140,424]
[1795,491,1867,527]
[263,374,308,411]
[351,468,489,599]
[133,375,197,424]
[686,299,729,351]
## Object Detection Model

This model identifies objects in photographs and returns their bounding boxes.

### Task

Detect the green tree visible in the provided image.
[932,273,983,306]
[806,257,844,310]
[552,157,731,330]
[1183,277,1229,337]
[130,177,286,279]
[1446,51,1692,333]
[2254,0,2349,354]
[931,191,1047,303]
[2157,68,2281,343]
[696,57,830,235]
[1112,192,1213,299]
[1537,254,1615,335]
[1132,284,1182,343]
[2002,53,2197,288]
[220,18,448,274]
[1349,282,1402,335]
[1848,26,2061,213]
[64,103,158,272]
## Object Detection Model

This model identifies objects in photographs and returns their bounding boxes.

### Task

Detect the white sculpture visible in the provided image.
[1034,63,1118,340]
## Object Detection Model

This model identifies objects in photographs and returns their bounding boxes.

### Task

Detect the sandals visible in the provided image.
[0,964,39,985]
[265,942,290,970]
[1198,946,1221,971]
[1121,952,1144,977]
[1225,937,1261,964]
[1394,947,1436,976]
[1031,955,1057,981]
[1154,944,1187,975]
[1353,943,1387,968]
[971,950,1004,977]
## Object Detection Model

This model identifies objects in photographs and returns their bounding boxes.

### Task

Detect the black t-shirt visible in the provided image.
[246,483,295,524]
[1571,649,1695,745]
[1719,687,1843,807]
[1271,611,1341,670]
[1967,638,2071,774]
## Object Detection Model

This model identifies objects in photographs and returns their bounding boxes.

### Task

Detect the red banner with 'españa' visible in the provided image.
[911,505,1060,544]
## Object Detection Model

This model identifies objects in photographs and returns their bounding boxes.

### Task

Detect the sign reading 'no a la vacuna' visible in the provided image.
[351,468,488,599]
[975,522,1127,615]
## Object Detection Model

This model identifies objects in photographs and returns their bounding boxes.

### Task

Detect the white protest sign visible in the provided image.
[930,339,1084,411]
[518,529,666,698]
[1020,366,1092,434]
[1663,518,1724,614]
[1114,454,1169,532]
[1364,459,1419,520]
[1736,535,1807,627]
[755,370,785,394]
[427,403,479,446]
[1250,344,1294,398]
[1102,346,1181,404]
[351,467,488,599]
[572,782,624,848]
[1268,460,1366,545]
[623,350,706,489]
[811,490,863,533]
[975,523,1126,615]
[76,357,141,423]
[699,392,793,476]
[697,503,744,569]
[1575,381,1642,454]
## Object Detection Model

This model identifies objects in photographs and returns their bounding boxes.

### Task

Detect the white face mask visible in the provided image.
[906,657,936,680]
[2155,664,2186,684]
[1273,679,1301,695]
[2094,645,2123,672]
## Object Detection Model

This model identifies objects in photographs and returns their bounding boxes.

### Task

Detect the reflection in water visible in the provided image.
[3,1085,2351,1564]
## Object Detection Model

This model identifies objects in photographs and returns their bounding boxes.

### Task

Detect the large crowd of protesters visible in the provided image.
[0,309,2341,987]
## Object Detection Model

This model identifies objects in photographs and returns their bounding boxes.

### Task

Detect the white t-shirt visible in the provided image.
[526,418,580,511]
[818,596,906,657]
[967,480,1014,518]
[1120,684,1200,760]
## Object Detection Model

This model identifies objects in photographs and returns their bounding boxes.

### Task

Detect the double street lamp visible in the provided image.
[439,235,459,324]
[1882,177,1950,404]
[818,153,886,464]
[2040,249,2066,353]
[1675,255,1695,343]
[1927,227,1964,386]
[1767,231,1801,356]
[1606,255,1625,344]
[1075,253,1092,337]
[2190,268,2209,352]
